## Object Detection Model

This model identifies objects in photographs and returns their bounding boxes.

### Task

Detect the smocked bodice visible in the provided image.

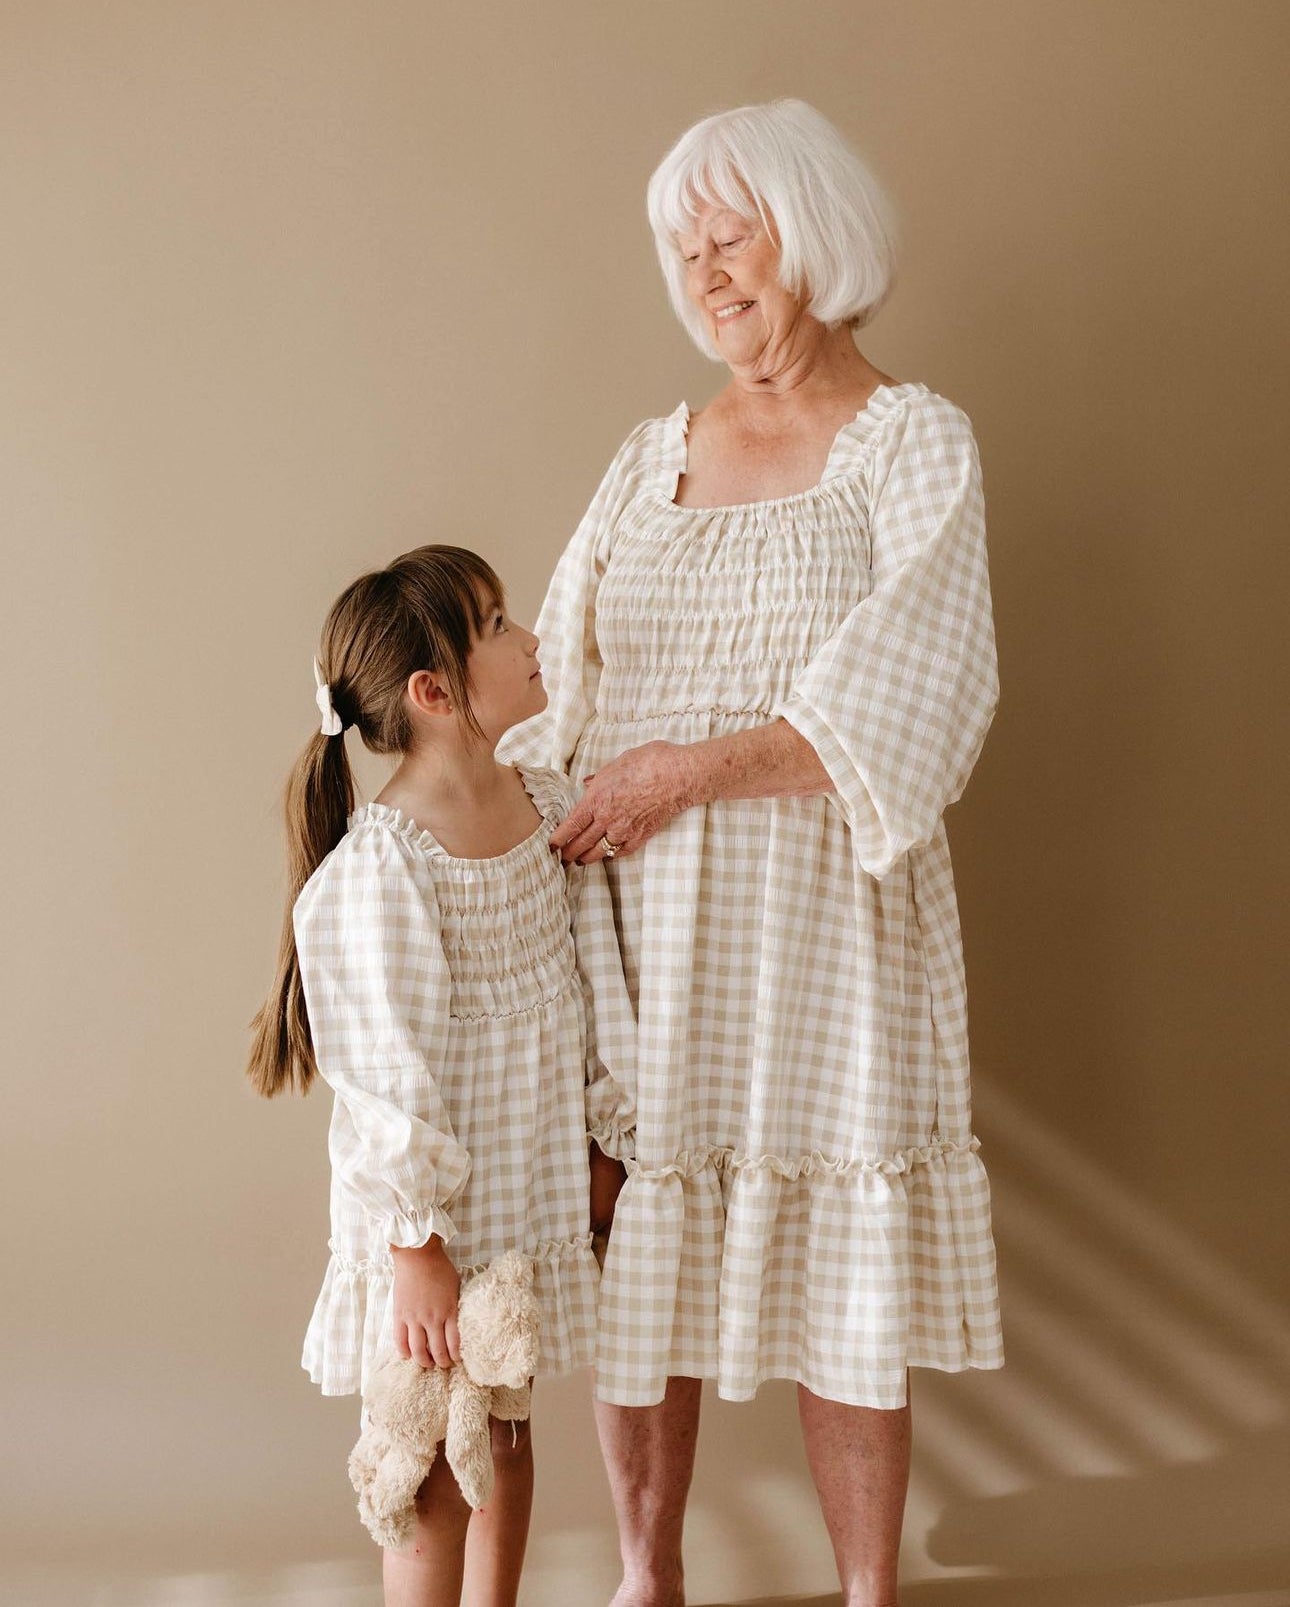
[345,799,576,1021]
[588,394,921,726]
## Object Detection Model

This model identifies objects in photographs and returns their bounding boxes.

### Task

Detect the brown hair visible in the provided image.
[246,543,504,1098]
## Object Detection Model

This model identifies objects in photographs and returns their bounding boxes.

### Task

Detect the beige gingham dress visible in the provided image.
[293,764,636,1397]
[500,381,1004,1409]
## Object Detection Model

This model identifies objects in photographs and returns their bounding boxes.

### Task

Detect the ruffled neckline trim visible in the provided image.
[655,380,928,513]
[348,764,568,866]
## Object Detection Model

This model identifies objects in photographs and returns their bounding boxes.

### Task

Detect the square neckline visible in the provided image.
[355,766,552,865]
[665,380,921,514]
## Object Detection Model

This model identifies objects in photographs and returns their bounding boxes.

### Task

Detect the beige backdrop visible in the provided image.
[2,3,1287,1605]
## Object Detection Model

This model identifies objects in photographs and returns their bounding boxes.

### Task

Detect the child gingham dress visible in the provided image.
[500,382,1005,1410]
[293,763,636,1397]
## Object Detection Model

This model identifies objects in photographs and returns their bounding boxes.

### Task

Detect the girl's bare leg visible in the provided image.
[593,1375,702,1607]
[383,1445,472,1607]
[460,1415,535,1607]
[797,1379,911,1607]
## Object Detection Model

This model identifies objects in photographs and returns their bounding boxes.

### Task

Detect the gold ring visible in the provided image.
[597,835,620,859]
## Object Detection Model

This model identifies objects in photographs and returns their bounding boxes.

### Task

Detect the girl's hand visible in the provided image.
[589,1142,628,1236]
[391,1238,461,1369]
[551,741,702,865]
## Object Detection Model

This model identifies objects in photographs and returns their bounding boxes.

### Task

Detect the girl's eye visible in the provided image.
[494,613,507,632]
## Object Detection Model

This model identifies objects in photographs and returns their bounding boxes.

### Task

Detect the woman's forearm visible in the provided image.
[681,718,833,806]
[553,719,834,864]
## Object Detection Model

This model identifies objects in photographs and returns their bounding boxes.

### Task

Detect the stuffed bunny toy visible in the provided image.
[348,1250,540,1547]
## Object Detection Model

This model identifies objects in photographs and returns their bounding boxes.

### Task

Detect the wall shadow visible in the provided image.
[683,1079,1290,1605]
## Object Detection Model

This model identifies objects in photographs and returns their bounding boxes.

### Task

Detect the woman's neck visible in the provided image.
[723,326,882,420]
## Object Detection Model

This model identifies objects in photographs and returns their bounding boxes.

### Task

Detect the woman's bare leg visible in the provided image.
[460,1415,535,1607]
[383,1446,472,1607]
[594,1375,702,1607]
[797,1378,911,1607]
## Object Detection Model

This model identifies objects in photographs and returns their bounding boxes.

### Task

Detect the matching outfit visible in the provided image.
[294,764,635,1397]
[297,381,1003,1414]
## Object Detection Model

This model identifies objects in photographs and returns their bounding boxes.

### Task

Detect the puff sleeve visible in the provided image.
[293,826,471,1247]
[775,393,999,879]
[498,420,653,774]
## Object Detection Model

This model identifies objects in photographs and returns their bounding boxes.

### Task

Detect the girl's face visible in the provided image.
[465,595,546,739]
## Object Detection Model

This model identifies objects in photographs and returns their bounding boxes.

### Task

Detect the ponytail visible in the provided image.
[246,729,354,1097]
[247,543,504,1099]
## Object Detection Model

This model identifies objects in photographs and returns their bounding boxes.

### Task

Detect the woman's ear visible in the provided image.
[406,669,453,718]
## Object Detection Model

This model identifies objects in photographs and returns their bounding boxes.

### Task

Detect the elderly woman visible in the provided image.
[504,99,1003,1606]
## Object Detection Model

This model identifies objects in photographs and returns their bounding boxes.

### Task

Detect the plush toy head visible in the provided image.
[457,1250,540,1387]
[348,1249,541,1545]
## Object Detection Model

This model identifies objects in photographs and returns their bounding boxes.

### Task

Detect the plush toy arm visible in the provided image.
[445,1369,495,1511]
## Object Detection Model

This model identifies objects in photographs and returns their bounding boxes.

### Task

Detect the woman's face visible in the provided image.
[676,200,802,369]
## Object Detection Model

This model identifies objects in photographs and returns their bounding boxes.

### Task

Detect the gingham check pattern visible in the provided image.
[293,765,635,1397]
[500,383,1004,1409]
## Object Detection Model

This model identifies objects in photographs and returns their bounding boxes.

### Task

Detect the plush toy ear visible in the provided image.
[359,1439,434,1550]
[351,1359,453,1549]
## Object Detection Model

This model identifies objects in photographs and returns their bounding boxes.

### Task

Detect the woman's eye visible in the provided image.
[719,238,744,250]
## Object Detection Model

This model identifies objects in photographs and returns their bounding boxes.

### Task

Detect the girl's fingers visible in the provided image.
[444,1313,461,1365]
[408,1323,433,1370]
[428,1322,453,1370]
[394,1323,411,1362]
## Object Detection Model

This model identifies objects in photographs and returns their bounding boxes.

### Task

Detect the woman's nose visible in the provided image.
[687,252,725,297]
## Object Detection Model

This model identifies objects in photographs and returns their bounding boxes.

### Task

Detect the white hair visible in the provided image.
[646,99,897,362]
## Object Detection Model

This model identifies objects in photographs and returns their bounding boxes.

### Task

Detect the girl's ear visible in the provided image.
[407,669,453,718]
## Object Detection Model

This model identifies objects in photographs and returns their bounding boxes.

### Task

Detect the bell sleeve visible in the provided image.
[293,828,471,1247]
[498,420,653,774]
[775,393,999,880]
[568,857,638,1161]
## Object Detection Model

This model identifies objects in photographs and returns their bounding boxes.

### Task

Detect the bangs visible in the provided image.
[466,576,505,633]
[654,150,767,247]
[450,552,506,636]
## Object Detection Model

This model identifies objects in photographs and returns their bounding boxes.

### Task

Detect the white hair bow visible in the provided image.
[314,657,343,737]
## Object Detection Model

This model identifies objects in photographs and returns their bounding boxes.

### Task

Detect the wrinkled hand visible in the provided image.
[391,1238,461,1369]
[550,740,700,865]
[589,1143,628,1236]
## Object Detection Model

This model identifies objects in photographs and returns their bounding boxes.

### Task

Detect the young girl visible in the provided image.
[247,544,635,1607]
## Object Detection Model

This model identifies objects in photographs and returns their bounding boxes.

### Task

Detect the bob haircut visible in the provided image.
[646,99,897,362]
